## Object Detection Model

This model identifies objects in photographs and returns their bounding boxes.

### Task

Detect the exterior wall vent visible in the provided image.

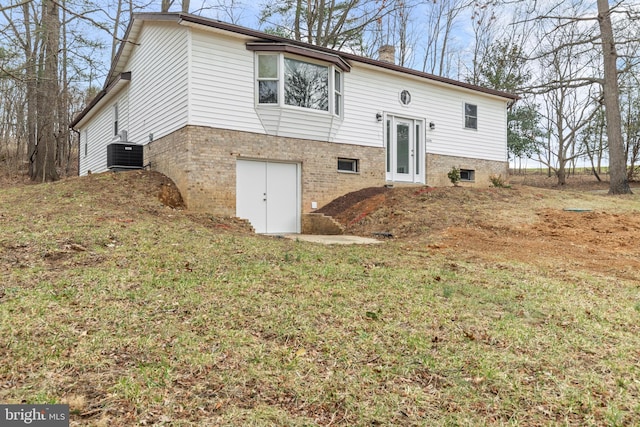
[107,143,143,170]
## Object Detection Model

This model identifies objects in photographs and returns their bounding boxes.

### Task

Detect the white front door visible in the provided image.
[236,160,300,234]
[386,116,424,183]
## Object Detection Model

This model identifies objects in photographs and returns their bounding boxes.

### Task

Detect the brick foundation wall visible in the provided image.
[147,126,385,215]
[146,126,508,217]
[144,128,192,206]
[425,153,508,187]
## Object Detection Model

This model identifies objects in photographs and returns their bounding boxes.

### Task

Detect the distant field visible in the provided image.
[1,171,639,426]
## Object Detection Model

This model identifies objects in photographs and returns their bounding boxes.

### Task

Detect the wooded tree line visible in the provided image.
[0,0,638,193]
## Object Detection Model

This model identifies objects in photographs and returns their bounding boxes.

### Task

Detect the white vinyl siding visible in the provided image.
[78,19,509,174]
[78,103,113,175]
[118,92,129,139]
[79,89,129,175]
[78,22,187,176]
[126,23,189,144]
[190,30,343,140]
[335,64,508,162]
[190,30,263,132]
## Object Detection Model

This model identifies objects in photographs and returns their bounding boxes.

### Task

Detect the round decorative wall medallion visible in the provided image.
[400,90,411,105]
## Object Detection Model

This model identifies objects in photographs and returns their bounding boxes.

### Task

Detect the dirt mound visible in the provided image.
[158,178,184,208]
[322,186,523,238]
[316,186,391,217]
[73,170,185,210]
[317,182,640,279]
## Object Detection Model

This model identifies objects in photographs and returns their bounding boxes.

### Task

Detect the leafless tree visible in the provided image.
[597,0,631,193]
[517,0,638,193]
[259,0,397,50]
[535,42,601,185]
[370,0,417,67]
[420,0,472,77]
[1,0,160,180]
[162,0,190,13]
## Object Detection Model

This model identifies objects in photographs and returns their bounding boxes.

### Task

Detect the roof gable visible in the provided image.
[72,12,518,129]
[110,12,518,101]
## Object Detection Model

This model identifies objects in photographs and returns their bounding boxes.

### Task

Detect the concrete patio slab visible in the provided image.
[281,234,382,245]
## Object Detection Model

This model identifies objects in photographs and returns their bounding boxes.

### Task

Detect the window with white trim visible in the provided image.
[113,103,119,136]
[256,53,342,116]
[400,90,411,105]
[337,158,358,173]
[258,55,278,104]
[464,103,477,129]
[284,57,328,110]
[460,169,475,181]
[334,69,342,116]
[84,130,88,157]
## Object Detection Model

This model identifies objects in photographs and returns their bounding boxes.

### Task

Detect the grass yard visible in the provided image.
[1,171,640,426]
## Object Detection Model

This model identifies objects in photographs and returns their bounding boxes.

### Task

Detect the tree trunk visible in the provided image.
[111,0,122,62]
[161,0,173,12]
[556,163,566,185]
[32,0,60,182]
[597,0,631,194]
[294,0,302,41]
[58,0,70,174]
[22,2,38,177]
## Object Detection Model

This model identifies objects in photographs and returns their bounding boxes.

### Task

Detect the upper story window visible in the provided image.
[113,103,119,136]
[464,103,477,129]
[258,55,278,104]
[400,90,411,105]
[256,53,342,116]
[284,57,328,111]
[84,129,88,157]
[334,69,342,116]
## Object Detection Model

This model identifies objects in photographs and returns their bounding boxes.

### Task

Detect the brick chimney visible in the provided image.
[378,45,396,64]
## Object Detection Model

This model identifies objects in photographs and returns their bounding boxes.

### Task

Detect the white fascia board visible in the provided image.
[73,78,130,129]
[352,61,513,104]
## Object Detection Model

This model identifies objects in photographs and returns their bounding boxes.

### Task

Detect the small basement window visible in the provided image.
[460,169,475,181]
[338,158,359,173]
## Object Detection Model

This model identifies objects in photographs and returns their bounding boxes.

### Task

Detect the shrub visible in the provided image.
[489,174,510,188]
[447,166,461,186]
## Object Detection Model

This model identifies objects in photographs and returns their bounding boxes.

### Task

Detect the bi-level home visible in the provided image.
[71,13,518,233]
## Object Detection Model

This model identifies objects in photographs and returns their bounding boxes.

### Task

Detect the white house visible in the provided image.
[71,12,518,234]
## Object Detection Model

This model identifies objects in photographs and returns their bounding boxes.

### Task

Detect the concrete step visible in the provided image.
[302,213,345,235]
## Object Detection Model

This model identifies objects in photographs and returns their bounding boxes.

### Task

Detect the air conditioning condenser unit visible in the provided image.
[107,143,143,170]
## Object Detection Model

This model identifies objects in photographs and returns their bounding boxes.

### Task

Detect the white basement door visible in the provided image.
[236,160,300,234]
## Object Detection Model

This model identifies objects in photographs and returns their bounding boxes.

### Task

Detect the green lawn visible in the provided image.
[1,172,639,426]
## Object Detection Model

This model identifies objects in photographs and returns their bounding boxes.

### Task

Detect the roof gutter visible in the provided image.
[70,72,131,129]
[176,13,519,101]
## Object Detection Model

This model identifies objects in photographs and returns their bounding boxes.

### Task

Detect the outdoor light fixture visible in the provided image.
[429,122,435,130]
[376,112,383,122]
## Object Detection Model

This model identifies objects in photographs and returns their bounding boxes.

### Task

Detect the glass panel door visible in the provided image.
[394,118,414,181]
[385,116,423,183]
[396,121,410,175]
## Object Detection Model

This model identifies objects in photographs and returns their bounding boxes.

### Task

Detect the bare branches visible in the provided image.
[259,0,398,50]
[0,0,33,14]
